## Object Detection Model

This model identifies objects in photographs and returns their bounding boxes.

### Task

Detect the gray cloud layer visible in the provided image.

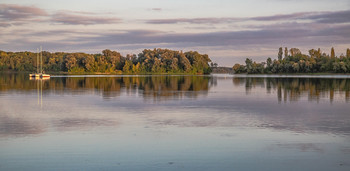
[0,4,48,20]
[52,11,121,25]
[8,21,348,53]
[0,4,121,26]
[146,10,350,24]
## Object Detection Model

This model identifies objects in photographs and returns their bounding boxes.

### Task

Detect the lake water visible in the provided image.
[0,73,350,171]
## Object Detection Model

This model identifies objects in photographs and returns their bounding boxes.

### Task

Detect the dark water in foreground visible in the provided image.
[0,74,350,171]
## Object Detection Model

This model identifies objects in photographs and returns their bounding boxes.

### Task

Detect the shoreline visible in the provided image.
[213,73,350,78]
[0,70,210,76]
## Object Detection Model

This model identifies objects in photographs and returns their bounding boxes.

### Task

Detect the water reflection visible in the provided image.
[1,74,350,171]
[233,77,350,102]
[2,74,349,102]
[0,74,212,100]
[0,74,350,138]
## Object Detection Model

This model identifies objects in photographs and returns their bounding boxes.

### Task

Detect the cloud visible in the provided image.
[146,17,239,24]
[72,23,348,49]
[3,20,349,53]
[145,10,350,24]
[150,8,162,11]
[0,4,48,20]
[0,4,121,26]
[251,12,313,21]
[51,11,121,25]
[306,10,350,24]
[0,22,10,27]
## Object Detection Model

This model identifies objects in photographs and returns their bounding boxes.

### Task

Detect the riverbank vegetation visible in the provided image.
[233,47,350,74]
[0,48,212,74]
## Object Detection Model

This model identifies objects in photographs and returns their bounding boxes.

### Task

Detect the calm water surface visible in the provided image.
[0,74,350,171]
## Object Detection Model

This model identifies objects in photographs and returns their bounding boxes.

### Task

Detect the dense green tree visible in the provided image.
[82,55,95,72]
[331,47,335,58]
[245,58,253,73]
[132,62,141,73]
[65,54,77,71]
[123,60,132,73]
[317,48,321,58]
[290,48,301,57]
[266,57,272,68]
[233,63,246,73]
[185,51,211,74]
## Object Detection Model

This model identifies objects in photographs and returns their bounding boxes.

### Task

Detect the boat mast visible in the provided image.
[40,46,42,74]
[37,48,39,73]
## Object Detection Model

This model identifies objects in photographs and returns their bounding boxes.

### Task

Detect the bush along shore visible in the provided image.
[0,48,212,75]
[233,47,350,74]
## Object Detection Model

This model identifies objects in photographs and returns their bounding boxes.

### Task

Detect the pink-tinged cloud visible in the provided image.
[147,17,240,24]
[0,4,48,20]
[150,8,162,11]
[52,11,121,25]
[0,4,122,26]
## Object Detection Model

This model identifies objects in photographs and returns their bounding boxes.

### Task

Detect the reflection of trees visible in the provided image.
[137,76,210,100]
[0,74,212,100]
[233,77,350,102]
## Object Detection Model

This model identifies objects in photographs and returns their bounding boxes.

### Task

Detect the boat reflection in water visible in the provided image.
[29,76,50,108]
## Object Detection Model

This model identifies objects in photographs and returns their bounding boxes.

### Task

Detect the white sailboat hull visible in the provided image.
[29,74,50,78]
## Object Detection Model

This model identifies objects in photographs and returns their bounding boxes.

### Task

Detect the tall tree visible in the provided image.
[290,48,301,57]
[266,57,272,68]
[245,58,253,73]
[317,48,321,58]
[284,47,288,58]
[123,60,131,73]
[331,47,335,58]
[278,47,283,61]
[309,49,316,58]
[346,48,350,58]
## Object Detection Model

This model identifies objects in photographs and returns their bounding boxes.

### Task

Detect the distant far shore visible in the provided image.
[0,70,210,76]
[233,47,350,74]
[0,48,212,75]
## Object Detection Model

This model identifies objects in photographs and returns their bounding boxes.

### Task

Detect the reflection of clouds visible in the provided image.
[0,116,46,137]
[0,112,119,137]
[52,118,118,131]
[341,147,350,154]
[272,143,324,153]
[0,75,349,138]
[0,94,123,137]
[145,111,253,128]
[141,100,350,136]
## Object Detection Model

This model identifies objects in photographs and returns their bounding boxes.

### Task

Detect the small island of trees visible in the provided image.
[0,48,212,74]
[233,47,350,74]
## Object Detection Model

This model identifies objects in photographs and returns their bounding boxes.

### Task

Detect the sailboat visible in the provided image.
[29,46,50,78]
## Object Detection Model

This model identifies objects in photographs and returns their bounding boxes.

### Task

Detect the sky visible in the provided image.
[0,0,350,66]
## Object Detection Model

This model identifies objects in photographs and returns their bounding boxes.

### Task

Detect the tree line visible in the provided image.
[0,48,212,74]
[233,47,350,74]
